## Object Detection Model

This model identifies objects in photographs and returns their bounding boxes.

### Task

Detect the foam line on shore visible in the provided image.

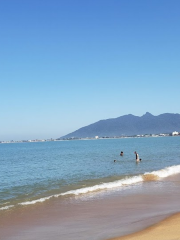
[144,165,180,178]
[1,164,180,210]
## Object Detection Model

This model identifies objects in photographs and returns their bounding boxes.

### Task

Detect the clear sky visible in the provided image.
[0,0,180,141]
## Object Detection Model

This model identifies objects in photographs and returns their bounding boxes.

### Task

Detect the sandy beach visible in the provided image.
[109,174,180,240]
[1,174,180,240]
[109,212,180,240]
[2,203,180,240]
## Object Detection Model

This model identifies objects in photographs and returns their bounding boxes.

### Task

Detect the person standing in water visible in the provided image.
[134,151,140,162]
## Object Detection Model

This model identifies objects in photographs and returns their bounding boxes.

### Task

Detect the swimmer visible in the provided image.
[120,151,123,156]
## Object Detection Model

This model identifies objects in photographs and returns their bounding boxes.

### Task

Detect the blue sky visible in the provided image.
[0,0,180,141]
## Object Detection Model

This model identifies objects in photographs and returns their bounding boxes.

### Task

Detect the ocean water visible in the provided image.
[1,136,180,211]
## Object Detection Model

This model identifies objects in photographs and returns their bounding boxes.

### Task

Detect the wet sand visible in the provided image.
[109,212,180,240]
[1,174,180,240]
[109,173,180,240]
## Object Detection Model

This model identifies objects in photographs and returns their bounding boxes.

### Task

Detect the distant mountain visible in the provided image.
[59,112,180,139]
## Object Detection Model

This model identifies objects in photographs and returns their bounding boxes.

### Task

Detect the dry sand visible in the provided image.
[109,212,180,240]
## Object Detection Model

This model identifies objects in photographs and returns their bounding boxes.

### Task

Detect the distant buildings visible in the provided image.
[1,131,180,144]
[171,131,179,136]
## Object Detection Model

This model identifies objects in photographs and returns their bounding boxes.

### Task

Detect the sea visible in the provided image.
[1,136,180,240]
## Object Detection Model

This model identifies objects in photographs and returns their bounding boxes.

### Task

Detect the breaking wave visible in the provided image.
[1,165,180,210]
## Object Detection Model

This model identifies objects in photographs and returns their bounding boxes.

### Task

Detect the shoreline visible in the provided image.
[108,212,180,240]
[108,173,180,240]
[1,174,180,240]
[1,134,178,144]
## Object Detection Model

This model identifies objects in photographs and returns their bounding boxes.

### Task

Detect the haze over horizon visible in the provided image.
[1,0,180,141]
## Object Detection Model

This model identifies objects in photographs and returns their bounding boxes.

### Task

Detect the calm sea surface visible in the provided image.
[1,137,180,211]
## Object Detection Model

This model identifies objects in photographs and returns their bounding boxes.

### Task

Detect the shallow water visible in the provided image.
[1,136,180,210]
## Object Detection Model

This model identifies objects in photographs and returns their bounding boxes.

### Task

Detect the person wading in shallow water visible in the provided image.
[120,151,123,156]
[134,151,140,162]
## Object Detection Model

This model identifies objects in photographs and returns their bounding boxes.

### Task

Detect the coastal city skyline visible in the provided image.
[1,0,180,141]
[0,111,180,142]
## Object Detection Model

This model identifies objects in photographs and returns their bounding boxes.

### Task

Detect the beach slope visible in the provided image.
[109,212,180,240]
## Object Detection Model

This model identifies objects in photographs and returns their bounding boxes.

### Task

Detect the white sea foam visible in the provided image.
[0,205,14,210]
[144,165,180,178]
[2,165,180,209]
[20,196,52,205]
[60,175,143,196]
[17,176,143,206]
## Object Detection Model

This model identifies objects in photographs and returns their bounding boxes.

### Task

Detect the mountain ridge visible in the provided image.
[60,112,180,139]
